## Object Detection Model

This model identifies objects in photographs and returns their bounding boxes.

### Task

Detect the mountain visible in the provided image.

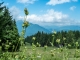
[16,21,51,36]
[45,25,80,32]
[57,25,80,31]
[16,20,80,36]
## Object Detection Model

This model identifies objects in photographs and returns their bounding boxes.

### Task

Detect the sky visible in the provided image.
[1,0,80,27]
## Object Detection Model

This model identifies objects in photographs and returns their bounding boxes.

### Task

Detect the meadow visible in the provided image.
[20,45,80,60]
[0,44,80,60]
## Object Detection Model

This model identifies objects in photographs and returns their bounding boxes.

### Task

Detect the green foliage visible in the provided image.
[25,30,80,49]
[25,31,53,46]
[0,2,20,51]
[24,8,29,16]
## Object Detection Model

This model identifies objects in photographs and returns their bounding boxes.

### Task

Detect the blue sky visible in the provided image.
[1,0,80,27]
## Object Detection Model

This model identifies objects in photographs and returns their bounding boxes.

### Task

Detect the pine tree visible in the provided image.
[0,3,20,51]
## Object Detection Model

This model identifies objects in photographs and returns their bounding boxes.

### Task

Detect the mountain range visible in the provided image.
[16,20,80,37]
[45,25,80,31]
[16,20,50,36]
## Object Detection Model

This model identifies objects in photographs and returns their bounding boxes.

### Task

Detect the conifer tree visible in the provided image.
[0,2,20,51]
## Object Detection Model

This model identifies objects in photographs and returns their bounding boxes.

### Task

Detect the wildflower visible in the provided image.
[44,45,47,50]
[50,42,53,46]
[36,42,39,47]
[54,31,56,34]
[52,31,56,34]
[32,43,36,47]
[56,39,60,43]
[25,46,27,49]
[32,37,36,41]
[53,49,56,51]
[24,8,29,15]
[21,30,25,35]
[5,44,9,49]
[75,42,79,47]
[22,21,29,28]
[75,42,78,45]
[3,53,5,55]
[68,44,71,47]
[37,55,41,58]
[60,48,63,52]
[37,53,41,58]
[15,54,19,59]
[63,37,66,41]
[39,44,41,47]
[37,42,39,45]
[9,42,12,45]
[50,50,53,53]
[0,39,1,42]
[76,49,79,53]
[52,35,54,37]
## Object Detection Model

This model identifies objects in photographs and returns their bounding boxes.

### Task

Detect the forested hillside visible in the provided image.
[25,30,80,48]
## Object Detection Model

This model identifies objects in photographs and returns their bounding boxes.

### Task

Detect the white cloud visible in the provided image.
[25,9,80,26]
[46,0,78,6]
[46,0,70,6]
[18,9,75,26]
[26,9,68,23]
[70,6,76,11]
[9,6,20,20]
[17,0,37,4]
[9,7,80,26]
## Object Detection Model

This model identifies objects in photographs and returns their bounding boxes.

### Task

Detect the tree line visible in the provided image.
[25,30,80,49]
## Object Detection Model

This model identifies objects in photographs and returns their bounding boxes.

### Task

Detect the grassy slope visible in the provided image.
[19,45,80,60]
[1,45,80,60]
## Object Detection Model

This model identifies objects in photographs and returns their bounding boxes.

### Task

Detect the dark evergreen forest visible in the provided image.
[25,30,80,49]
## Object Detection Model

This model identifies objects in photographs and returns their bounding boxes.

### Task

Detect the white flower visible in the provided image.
[37,55,41,58]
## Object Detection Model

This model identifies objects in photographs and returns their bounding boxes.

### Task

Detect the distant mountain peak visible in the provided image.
[16,21,51,36]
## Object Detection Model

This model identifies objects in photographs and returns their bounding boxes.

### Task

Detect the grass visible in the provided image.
[17,45,80,60]
[1,43,80,60]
